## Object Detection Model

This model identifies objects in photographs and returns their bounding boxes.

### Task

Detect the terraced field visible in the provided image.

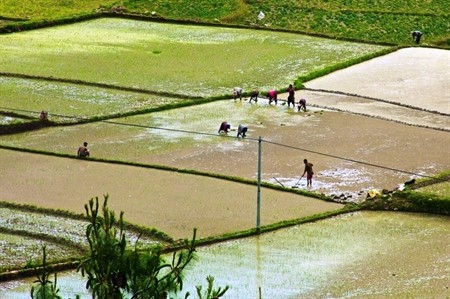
[0,17,448,298]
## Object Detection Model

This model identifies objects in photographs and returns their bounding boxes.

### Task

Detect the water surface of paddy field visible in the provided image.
[0,205,165,272]
[292,90,450,131]
[1,211,448,298]
[305,48,450,114]
[0,77,190,120]
[0,232,81,273]
[2,99,448,200]
[0,18,388,97]
[183,211,450,298]
[0,149,343,240]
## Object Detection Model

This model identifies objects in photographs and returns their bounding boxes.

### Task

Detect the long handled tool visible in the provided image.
[292,176,303,188]
[273,177,285,187]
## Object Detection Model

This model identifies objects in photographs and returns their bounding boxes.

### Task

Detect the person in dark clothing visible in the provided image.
[237,124,248,138]
[249,90,259,103]
[298,98,307,112]
[287,84,295,108]
[218,121,231,133]
[411,31,422,44]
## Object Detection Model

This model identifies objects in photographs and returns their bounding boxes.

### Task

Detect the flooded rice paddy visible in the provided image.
[2,98,448,202]
[0,18,387,97]
[1,211,449,298]
[0,148,344,240]
[306,48,450,114]
[0,18,448,298]
[0,77,186,120]
[0,206,165,272]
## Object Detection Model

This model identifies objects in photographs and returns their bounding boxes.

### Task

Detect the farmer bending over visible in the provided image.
[218,121,231,134]
[249,90,259,103]
[268,89,277,105]
[237,124,248,138]
[301,159,314,187]
[233,87,243,101]
[298,98,307,112]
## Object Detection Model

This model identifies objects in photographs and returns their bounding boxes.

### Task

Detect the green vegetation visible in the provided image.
[0,0,448,295]
[29,196,228,298]
[0,18,387,99]
[30,246,62,299]
[361,189,450,215]
[0,0,114,20]
[414,170,450,197]
[418,182,450,197]
[361,170,450,214]
[125,0,243,21]
[1,0,448,46]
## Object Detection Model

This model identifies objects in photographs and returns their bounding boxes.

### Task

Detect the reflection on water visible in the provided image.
[2,212,447,298]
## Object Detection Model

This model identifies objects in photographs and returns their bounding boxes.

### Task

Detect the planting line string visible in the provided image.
[304,103,450,133]
[262,139,448,182]
[101,119,245,140]
[303,87,450,117]
[1,108,446,182]
[103,120,446,182]
[0,72,201,100]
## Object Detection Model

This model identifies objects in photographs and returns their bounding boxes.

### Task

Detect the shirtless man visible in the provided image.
[78,142,90,157]
[301,159,314,187]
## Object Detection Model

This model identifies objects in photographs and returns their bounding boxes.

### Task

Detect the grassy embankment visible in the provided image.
[1,0,449,47]
[0,18,390,135]
[361,170,450,214]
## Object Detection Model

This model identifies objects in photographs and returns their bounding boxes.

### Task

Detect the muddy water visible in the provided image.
[1,48,448,203]
[1,211,448,298]
[185,211,450,298]
[1,99,449,202]
[293,90,450,131]
[305,48,450,114]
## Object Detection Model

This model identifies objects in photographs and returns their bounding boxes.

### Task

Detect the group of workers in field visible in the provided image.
[233,84,307,112]
[221,83,315,187]
[223,83,309,139]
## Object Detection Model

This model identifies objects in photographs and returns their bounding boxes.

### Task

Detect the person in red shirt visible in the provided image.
[268,89,277,105]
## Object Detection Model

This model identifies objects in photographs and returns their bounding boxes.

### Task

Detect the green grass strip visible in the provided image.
[0,199,173,243]
[360,190,450,215]
[0,145,334,203]
[0,227,86,253]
